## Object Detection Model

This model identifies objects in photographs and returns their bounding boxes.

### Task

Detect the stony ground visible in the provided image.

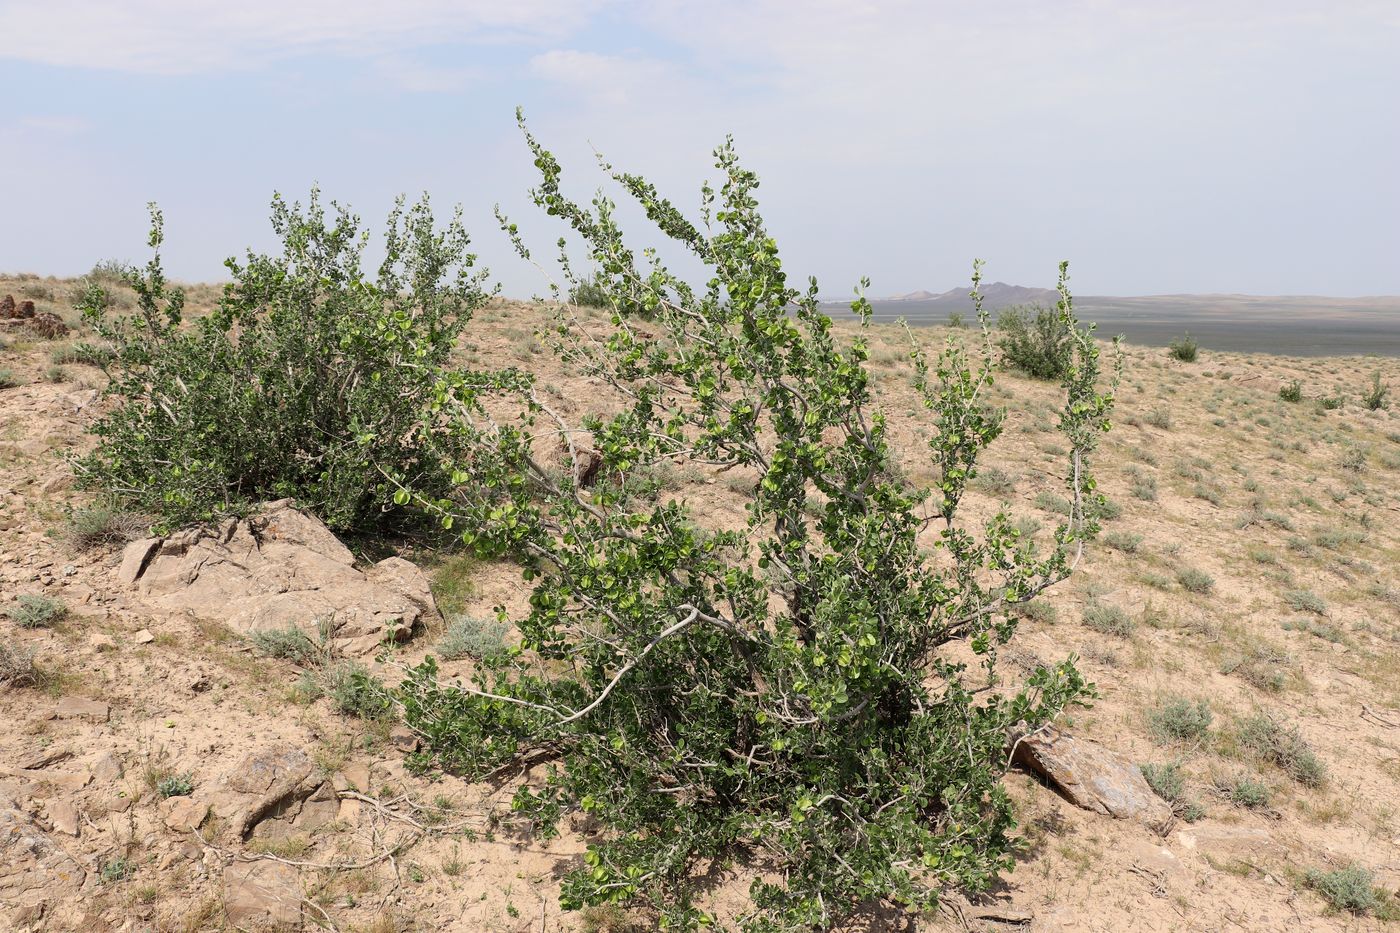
[2,272,1400,931]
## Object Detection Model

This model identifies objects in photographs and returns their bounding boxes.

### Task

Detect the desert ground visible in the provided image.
[3,271,1400,932]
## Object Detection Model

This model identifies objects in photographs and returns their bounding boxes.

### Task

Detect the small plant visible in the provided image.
[1082,601,1135,637]
[1361,370,1390,411]
[7,595,67,629]
[1176,567,1215,595]
[1237,713,1325,787]
[1305,865,1380,914]
[1283,589,1327,615]
[568,271,612,308]
[1130,474,1158,501]
[1318,394,1344,411]
[1216,774,1270,809]
[64,504,148,549]
[1144,407,1172,430]
[99,857,135,885]
[1167,332,1198,363]
[971,465,1017,497]
[250,625,323,665]
[1148,697,1213,744]
[946,311,965,329]
[1102,531,1143,554]
[324,662,395,720]
[996,304,1073,379]
[1139,761,1204,821]
[0,644,43,688]
[1016,600,1058,624]
[157,773,195,798]
[436,615,511,662]
[1279,380,1303,403]
[0,369,18,389]
[1338,445,1366,472]
[44,365,67,383]
[1220,645,1289,692]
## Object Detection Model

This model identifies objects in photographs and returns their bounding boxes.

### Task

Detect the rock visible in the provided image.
[91,752,123,782]
[50,697,110,722]
[1176,825,1278,858]
[222,860,302,927]
[389,725,418,752]
[46,801,78,836]
[89,632,116,651]
[161,797,209,833]
[27,312,68,339]
[0,803,88,923]
[0,295,13,318]
[223,746,336,841]
[119,499,436,656]
[18,300,35,318]
[132,629,155,644]
[1012,726,1172,833]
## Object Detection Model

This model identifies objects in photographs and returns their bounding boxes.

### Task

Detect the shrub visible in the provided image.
[1176,567,1215,595]
[1144,407,1172,430]
[1283,589,1328,615]
[0,369,18,389]
[1140,761,1204,821]
[324,661,395,720]
[75,191,490,534]
[996,304,1074,379]
[0,644,43,687]
[1216,774,1270,809]
[156,773,195,798]
[1167,332,1198,362]
[1237,713,1325,786]
[1338,445,1366,472]
[250,625,324,665]
[8,595,66,629]
[1220,645,1288,692]
[1083,601,1134,637]
[569,272,612,308]
[1305,865,1379,914]
[1103,531,1143,553]
[1318,394,1344,411]
[398,117,1119,930]
[64,503,148,549]
[946,311,965,329]
[1362,371,1390,411]
[1279,380,1303,403]
[1148,697,1212,744]
[436,615,510,662]
[971,465,1017,497]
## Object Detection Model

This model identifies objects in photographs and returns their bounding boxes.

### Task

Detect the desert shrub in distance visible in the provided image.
[996,303,1074,379]
[1168,332,1198,362]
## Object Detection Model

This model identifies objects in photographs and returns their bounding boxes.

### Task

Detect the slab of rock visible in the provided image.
[220,746,337,841]
[223,860,302,927]
[161,796,209,833]
[1012,726,1172,833]
[50,697,110,722]
[1177,825,1279,858]
[46,801,78,837]
[0,802,88,925]
[118,499,436,655]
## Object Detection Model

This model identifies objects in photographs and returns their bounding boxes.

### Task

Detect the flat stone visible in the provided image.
[116,538,161,586]
[50,697,109,722]
[46,801,78,836]
[162,797,209,833]
[1176,825,1278,858]
[88,633,116,651]
[132,629,155,644]
[222,860,302,927]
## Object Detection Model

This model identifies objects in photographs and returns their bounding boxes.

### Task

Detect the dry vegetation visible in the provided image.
[2,270,1399,930]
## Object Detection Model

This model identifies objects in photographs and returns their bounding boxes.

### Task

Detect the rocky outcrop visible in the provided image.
[1012,725,1173,833]
[118,499,436,655]
[0,792,89,929]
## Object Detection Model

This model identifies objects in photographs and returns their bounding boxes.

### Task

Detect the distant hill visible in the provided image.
[878,282,1060,310]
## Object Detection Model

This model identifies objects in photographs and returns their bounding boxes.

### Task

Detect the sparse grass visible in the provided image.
[1148,697,1213,744]
[1215,774,1271,809]
[1102,531,1143,554]
[1283,589,1328,615]
[7,595,66,629]
[1140,761,1204,821]
[64,503,148,549]
[1144,407,1173,430]
[429,552,479,617]
[1220,644,1289,692]
[1237,713,1326,787]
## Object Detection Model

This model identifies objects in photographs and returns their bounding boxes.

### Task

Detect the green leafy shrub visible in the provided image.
[156,773,195,798]
[1279,379,1303,403]
[1318,394,1344,411]
[1362,371,1390,411]
[946,311,965,329]
[569,271,612,308]
[1148,697,1212,744]
[75,191,490,533]
[1167,332,1198,362]
[1216,774,1270,809]
[1237,713,1325,786]
[398,117,1119,931]
[996,304,1073,379]
[8,595,67,629]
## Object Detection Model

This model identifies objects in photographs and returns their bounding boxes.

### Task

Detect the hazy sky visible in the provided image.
[1,1,1397,297]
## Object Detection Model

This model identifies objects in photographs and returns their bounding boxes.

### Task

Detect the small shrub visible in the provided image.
[1279,380,1303,403]
[1318,394,1344,411]
[7,595,67,629]
[99,857,135,885]
[250,625,323,665]
[1140,761,1204,821]
[1130,474,1158,501]
[65,504,148,549]
[946,311,965,329]
[1283,589,1327,615]
[569,272,612,308]
[1220,645,1289,692]
[1034,491,1072,515]
[1176,567,1215,595]
[436,614,511,661]
[1237,713,1325,786]
[1144,407,1172,430]
[156,773,195,798]
[1167,333,1198,363]
[0,369,18,389]
[1103,531,1143,553]
[1281,617,1348,644]
[0,644,43,687]
[1216,774,1270,809]
[1305,865,1379,914]
[1083,601,1134,637]
[1361,371,1390,412]
[1148,697,1213,744]
[996,304,1074,379]
[44,365,66,383]
[1338,445,1366,472]
[972,466,1017,497]
[1016,600,1058,624]
[324,662,395,720]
